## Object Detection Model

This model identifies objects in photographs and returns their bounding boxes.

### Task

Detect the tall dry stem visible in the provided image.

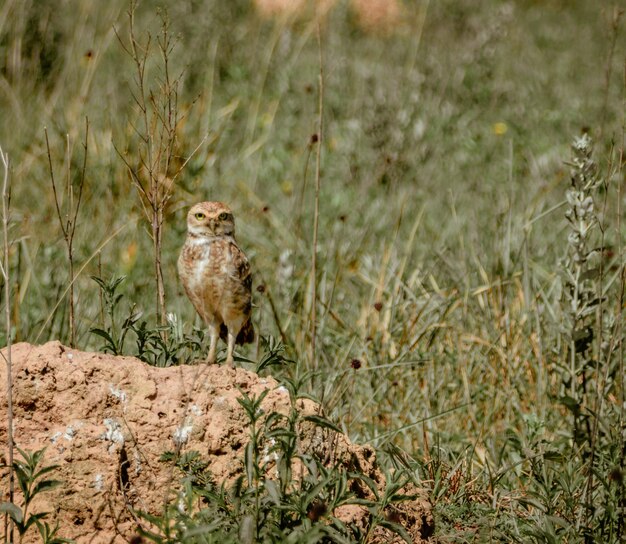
[44,118,89,347]
[309,23,324,370]
[115,2,202,326]
[599,7,623,139]
[0,144,14,543]
[617,67,625,539]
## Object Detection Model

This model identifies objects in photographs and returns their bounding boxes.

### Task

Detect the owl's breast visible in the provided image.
[180,239,217,289]
[178,237,240,322]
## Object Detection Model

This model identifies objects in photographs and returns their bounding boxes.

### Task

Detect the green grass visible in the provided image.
[1,0,625,541]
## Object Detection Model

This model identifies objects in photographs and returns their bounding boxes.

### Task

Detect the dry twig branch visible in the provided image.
[310,23,325,370]
[44,118,89,347]
[0,144,14,543]
[114,2,202,326]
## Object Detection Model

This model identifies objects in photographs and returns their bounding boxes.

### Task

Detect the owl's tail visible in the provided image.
[219,319,255,345]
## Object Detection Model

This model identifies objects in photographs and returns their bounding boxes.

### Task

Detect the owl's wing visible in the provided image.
[229,241,252,292]
[227,241,255,345]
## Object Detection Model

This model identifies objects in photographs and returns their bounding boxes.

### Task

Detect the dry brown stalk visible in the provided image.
[114,2,203,326]
[0,144,14,543]
[44,118,89,348]
[310,23,324,370]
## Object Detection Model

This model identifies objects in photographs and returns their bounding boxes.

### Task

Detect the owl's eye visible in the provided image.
[218,212,229,221]
[194,212,205,220]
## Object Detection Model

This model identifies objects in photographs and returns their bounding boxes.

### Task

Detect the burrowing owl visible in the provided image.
[178,201,254,367]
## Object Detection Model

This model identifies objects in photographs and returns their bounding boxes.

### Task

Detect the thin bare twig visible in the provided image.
[72,118,89,242]
[44,119,89,347]
[116,3,198,327]
[599,7,623,139]
[45,128,67,239]
[617,60,626,541]
[1,144,14,544]
[310,23,324,370]
[296,138,315,241]
[257,271,288,347]
[585,141,615,526]
[34,222,130,344]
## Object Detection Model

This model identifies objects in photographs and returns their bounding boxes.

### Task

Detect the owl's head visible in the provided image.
[187,201,236,238]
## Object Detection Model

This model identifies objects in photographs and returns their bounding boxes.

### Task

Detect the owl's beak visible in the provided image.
[208,219,216,233]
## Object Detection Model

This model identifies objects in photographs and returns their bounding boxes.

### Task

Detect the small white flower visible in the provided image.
[173,420,194,446]
[568,232,580,246]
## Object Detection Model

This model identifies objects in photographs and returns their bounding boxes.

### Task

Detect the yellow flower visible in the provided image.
[492,122,508,136]
[121,241,138,272]
[281,180,293,196]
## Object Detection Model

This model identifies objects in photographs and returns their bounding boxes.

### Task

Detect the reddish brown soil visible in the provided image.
[0,342,433,543]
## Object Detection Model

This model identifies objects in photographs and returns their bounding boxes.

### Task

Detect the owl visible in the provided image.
[178,201,254,367]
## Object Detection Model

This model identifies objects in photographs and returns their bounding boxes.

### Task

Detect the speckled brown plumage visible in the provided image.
[178,201,254,367]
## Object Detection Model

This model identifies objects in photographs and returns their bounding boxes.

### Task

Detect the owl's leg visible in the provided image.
[226,330,236,368]
[206,324,218,364]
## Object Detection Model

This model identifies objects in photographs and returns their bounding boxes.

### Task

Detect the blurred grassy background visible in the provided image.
[1,0,625,539]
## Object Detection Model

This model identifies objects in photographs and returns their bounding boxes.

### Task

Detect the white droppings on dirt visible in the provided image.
[101,418,124,452]
[213,396,227,407]
[93,473,104,491]
[109,384,127,404]
[63,425,77,441]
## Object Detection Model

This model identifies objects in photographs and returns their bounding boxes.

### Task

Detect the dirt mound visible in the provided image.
[253,0,402,32]
[0,342,433,542]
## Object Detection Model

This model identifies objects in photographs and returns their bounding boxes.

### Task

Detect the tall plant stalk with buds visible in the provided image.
[558,131,626,540]
[561,133,602,446]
